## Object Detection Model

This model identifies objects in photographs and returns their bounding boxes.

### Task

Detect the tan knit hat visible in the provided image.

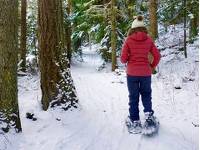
[131,16,145,29]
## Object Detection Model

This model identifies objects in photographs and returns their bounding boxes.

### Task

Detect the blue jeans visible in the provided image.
[127,75,154,121]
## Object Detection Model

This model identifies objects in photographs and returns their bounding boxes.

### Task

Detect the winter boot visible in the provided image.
[142,112,159,136]
[125,116,142,134]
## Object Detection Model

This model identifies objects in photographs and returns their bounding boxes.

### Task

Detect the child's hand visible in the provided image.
[151,67,157,74]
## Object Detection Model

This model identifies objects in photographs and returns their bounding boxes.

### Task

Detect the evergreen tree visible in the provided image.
[20,0,27,72]
[187,0,198,42]
[111,0,117,71]
[27,0,38,58]
[38,0,78,111]
[65,0,73,65]
[0,0,22,133]
[183,0,187,58]
[148,0,158,40]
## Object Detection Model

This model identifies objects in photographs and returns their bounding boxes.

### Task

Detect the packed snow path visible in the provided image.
[70,45,199,150]
[1,45,198,150]
[69,46,198,150]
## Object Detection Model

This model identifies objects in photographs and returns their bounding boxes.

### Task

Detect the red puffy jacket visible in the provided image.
[120,32,161,76]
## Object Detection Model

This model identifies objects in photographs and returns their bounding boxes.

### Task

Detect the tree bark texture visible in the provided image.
[148,0,158,40]
[65,0,72,65]
[183,0,187,58]
[38,0,78,111]
[0,0,22,133]
[20,0,27,72]
[111,0,117,71]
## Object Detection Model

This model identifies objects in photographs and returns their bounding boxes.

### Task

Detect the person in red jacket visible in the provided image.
[121,15,161,134]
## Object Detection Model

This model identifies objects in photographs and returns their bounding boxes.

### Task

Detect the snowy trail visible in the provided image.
[69,45,199,150]
[2,45,198,150]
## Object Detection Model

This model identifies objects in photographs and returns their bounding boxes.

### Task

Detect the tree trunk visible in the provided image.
[183,0,187,58]
[189,1,199,42]
[148,0,158,40]
[65,0,72,66]
[20,0,27,72]
[0,0,22,133]
[189,18,198,40]
[111,0,117,71]
[38,0,78,111]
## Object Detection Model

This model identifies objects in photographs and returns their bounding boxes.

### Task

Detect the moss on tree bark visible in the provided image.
[0,0,22,133]
[38,0,78,111]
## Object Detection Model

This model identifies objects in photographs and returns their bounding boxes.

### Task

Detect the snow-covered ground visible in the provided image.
[0,40,199,150]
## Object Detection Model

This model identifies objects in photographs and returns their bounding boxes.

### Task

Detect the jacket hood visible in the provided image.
[129,32,148,41]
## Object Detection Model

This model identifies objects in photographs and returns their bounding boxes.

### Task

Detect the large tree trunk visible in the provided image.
[111,0,117,71]
[65,0,72,66]
[0,0,22,133]
[148,0,158,40]
[38,0,78,111]
[20,0,27,72]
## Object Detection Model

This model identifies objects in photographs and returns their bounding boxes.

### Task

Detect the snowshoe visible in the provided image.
[142,112,159,136]
[125,117,142,134]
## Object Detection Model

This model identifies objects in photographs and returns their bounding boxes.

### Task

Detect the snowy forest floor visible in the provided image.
[1,40,199,150]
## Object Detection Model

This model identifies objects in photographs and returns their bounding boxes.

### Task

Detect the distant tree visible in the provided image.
[188,0,199,42]
[38,0,78,111]
[20,0,27,72]
[158,0,198,57]
[0,0,22,132]
[183,0,187,58]
[70,0,126,66]
[27,0,38,58]
[111,0,117,71]
[148,0,158,40]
